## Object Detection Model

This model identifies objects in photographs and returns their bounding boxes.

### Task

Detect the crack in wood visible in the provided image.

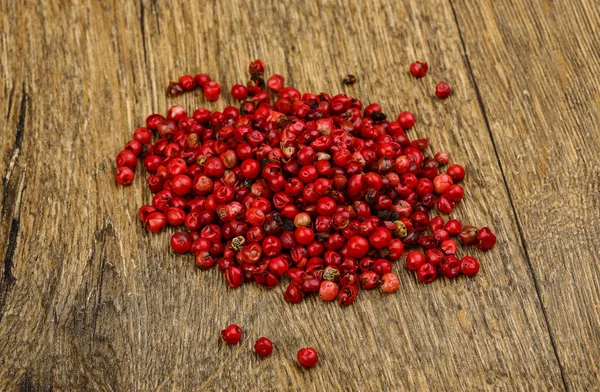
[139,0,148,64]
[2,85,27,217]
[0,218,19,324]
[447,1,568,390]
[88,223,116,352]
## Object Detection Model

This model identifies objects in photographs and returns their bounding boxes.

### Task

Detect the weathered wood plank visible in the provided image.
[451,0,600,389]
[0,0,568,390]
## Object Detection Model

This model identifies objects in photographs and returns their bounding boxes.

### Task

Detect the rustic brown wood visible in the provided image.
[451,0,600,389]
[0,0,588,390]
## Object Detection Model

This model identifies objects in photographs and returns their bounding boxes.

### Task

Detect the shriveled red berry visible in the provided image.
[476,227,497,251]
[440,239,457,255]
[297,347,318,368]
[221,324,242,344]
[436,82,452,99]
[409,61,428,78]
[225,266,244,288]
[116,166,135,185]
[267,74,285,92]
[440,256,461,278]
[417,263,437,283]
[145,211,166,232]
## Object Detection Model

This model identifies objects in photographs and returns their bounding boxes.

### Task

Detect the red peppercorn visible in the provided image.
[435,82,452,99]
[145,211,166,233]
[203,81,221,101]
[380,273,400,293]
[294,226,315,245]
[406,251,426,271]
[426,249,444,267]
[116,149,138,170]
[231,84,249,100]
[409,61,428,78]
[167,81,184,97]
[444,219,462,236]
[297,347,318,368]
[447,164,465,182]
[319,281,339,301]
[459,226,479,245]
[338,284,359,306]
[254,337,273,357]
[429,216,445,232]
[397,111,416,129]
[267,74,285,92]
[346,236,370,259]
[116,166,135,185]
[434,151,450,165]
[417,263,437,283]
[179,75,196,91]
[369,227,391,249]
[170,232,192,253]
[221,324,242,344]
[284,282,304,304]
[476,227,497,250]
[433,174,453,195]
[440,239,457,255]
[440,256,461,278]
[194,73,210,88]
[461,256,480,276]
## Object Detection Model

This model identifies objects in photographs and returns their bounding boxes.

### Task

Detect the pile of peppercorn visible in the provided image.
[115,59,497,307]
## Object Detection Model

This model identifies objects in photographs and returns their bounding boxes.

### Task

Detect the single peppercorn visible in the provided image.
[297,348,319,368]
[343,74,357,85]
[409,61,428,78]
[254,337,273,357]
[436,82,452,99]
[221,324,242,345]
[167,81,184,97]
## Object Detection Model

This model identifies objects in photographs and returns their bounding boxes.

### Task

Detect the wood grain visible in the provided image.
[0,0,585,390]
[452,0,600,389]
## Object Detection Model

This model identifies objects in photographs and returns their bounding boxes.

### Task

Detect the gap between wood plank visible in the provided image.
[447,1,568,390]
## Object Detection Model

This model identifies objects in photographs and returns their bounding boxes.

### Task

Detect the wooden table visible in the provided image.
[1,0,599,390]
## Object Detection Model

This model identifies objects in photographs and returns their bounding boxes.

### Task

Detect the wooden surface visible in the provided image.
[0,0,598,390]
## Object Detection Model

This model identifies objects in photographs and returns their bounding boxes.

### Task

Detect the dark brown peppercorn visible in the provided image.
[343,74,357,85]
[167,81,184,97]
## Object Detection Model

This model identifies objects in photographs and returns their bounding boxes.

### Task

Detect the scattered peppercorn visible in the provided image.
[343,74,357,85]
[436,82,452,99]
[409,61,428,78]
[221,324,243,345]
[254,337,273,356]
[297,347,319,368]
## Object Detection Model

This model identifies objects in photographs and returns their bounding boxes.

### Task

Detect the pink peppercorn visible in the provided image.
[204,81,221,101]
[254,337,273,356]
[436,82,452,99]
[397,111,415,129]
[409,61,428,78]
[221,324,242,344]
